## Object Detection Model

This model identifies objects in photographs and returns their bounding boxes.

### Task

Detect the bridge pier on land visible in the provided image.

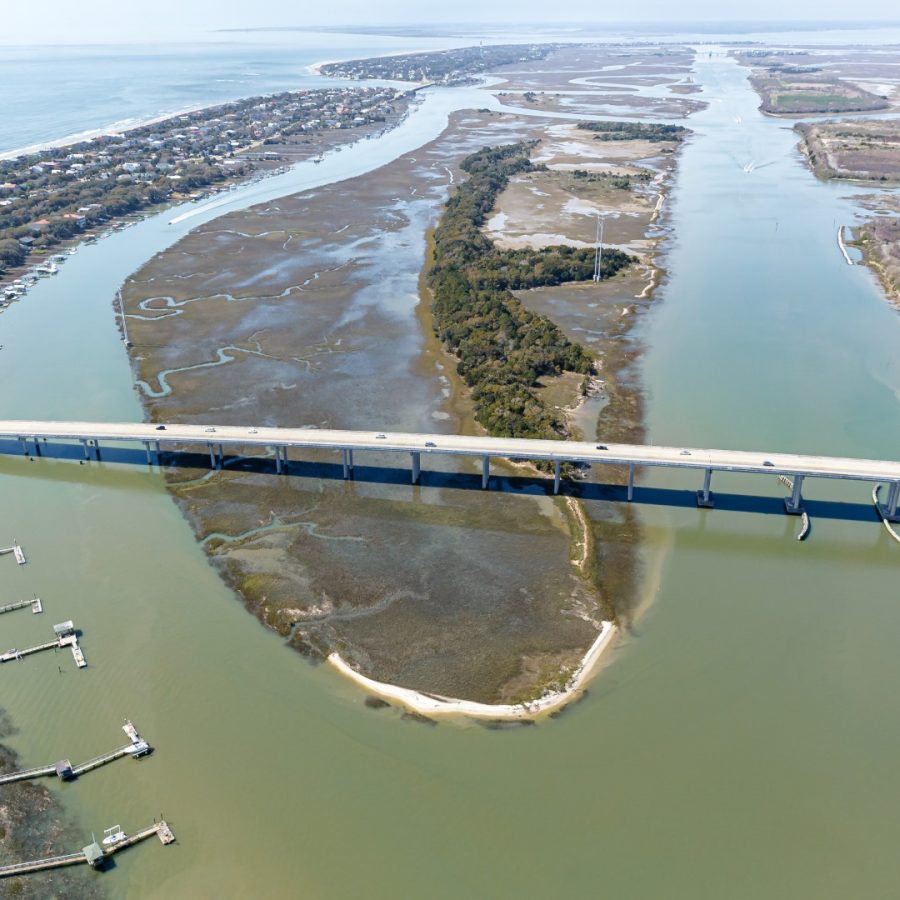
[784,474,805,515]
[697,468,714,508]
[554,459,561,495]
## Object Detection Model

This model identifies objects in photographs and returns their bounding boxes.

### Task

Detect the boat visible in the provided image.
[102,825,126,846]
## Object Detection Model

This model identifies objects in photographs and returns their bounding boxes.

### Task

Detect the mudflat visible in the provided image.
[121,46,695,707]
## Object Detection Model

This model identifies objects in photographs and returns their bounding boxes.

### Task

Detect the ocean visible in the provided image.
[5,24,900,158]
[0,30,465,155]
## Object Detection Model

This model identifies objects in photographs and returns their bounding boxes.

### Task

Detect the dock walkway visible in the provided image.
[0,720,151,785]
[0,820,175,878]
[0,543,26,565]
[0,597,41,616]
[1,621,86,668]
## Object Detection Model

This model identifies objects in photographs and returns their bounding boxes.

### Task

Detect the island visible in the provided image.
[735,48,891,115]
[318,43,559,85]
[795,120,900,308]
[117,45,695,717]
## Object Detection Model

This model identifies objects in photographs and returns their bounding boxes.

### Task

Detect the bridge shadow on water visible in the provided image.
[0,438,882,528]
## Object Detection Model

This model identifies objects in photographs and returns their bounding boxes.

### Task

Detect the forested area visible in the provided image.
[579,122,688,142]
[428,142,634,440]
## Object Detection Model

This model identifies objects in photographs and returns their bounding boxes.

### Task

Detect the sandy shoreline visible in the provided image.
[0,101,234,162]
[329,620,617,721]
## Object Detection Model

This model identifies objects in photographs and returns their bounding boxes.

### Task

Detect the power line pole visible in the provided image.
[592,215,604,282]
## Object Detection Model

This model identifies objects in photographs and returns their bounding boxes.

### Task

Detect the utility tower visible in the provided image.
[592,215,604,282]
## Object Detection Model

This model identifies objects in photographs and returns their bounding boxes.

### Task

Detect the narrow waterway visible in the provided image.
[0,49,899,899]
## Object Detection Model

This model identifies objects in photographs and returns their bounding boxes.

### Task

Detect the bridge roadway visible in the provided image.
[1,419,898,522]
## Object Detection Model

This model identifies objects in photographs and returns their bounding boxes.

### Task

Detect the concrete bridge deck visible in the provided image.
[0,419,898,522]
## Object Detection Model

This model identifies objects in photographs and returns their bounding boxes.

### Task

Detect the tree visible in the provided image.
[0,238,26,270]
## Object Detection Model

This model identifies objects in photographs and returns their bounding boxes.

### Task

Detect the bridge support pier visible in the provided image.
[93,441,101,461]
[553,459,561,495]
[784,474,805,515]
[342,449,352,480]
[627,463,635,502]
[218,443,224,467]
[411,451,421,485]
[482,456,490,489]
[19,436,27,456]
[881,481,900,523]
[81,440,90,461]
[280,446,288,474]
[144,441,153,466]
[208,442,218,470]
[697,468,714,508]
[32,437,41,457]
[274,446,283,475]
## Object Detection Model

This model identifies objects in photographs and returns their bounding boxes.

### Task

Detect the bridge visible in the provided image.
[0,419,898,524]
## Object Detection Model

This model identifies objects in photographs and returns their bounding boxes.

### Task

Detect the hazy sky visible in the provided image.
[4,0,898,44]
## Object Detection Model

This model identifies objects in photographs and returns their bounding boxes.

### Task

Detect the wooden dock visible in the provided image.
[0,639,59,663]
[0,720,151,785]
[1,622,86,668]
[0,596,41,616]
[0,542,26,565]
[0,820,176,878]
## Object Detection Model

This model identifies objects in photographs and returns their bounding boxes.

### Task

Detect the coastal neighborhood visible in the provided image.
[0,85,406,295]
[319,43,556,84]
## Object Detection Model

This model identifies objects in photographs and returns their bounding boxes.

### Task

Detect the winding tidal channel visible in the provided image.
[1,49,899,898]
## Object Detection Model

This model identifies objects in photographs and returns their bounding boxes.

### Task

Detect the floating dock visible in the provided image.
[0,820,175,878]
[0,597,41,616]
[1,621,86,668]
[0,720,151,785]
[0,542,26,565]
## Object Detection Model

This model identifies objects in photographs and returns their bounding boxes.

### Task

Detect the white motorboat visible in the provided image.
[102,825,126,846]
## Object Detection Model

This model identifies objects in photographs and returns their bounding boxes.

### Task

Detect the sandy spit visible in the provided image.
[328,620,617,721]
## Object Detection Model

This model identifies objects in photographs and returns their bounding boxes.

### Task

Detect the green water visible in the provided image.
[1,50,899,899]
